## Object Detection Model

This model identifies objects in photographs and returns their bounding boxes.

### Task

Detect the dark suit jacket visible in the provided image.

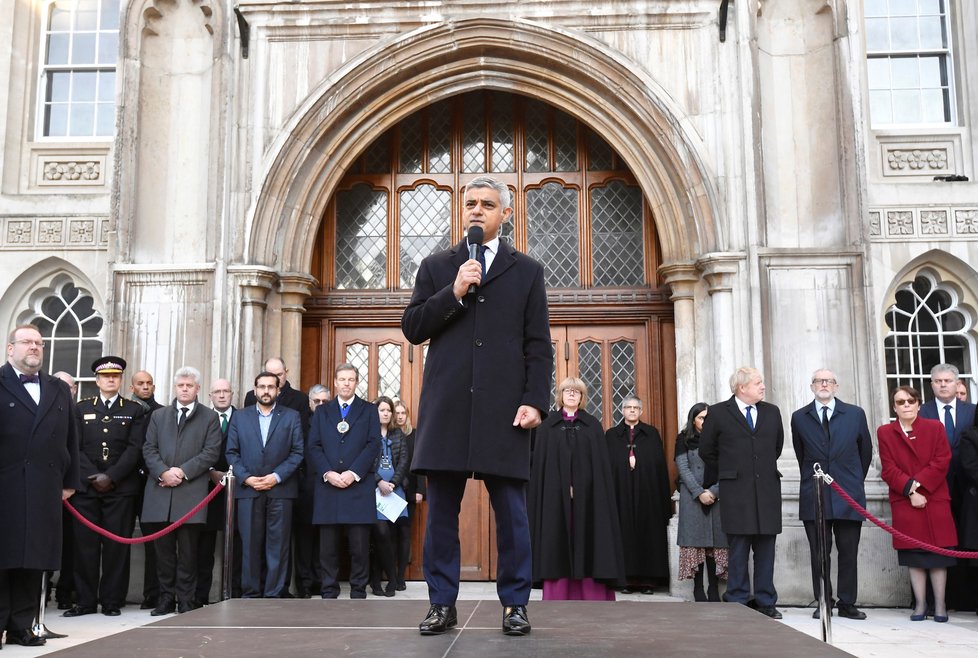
[307,396,380,524]
[700,396,784,536]
[0,363,80,570]
[920,398,975,496]
[402,238,552,481]
[141,400,223,524]
[226,404,304,499]
[791,398,872,521]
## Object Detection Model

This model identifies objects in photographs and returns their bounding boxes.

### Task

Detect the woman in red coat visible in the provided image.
[877,385,958,622]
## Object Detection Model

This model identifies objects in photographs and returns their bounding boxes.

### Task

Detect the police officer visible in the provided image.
[63,357,147,617]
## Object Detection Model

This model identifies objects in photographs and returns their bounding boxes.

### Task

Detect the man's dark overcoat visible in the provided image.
[699,396,784,536]
[141,401,223,524]
[0,363,80,570]
[402,238,552,481]
[790,398,872,522]
[306,396,379,524]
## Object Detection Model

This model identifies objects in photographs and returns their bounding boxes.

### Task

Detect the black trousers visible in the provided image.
[0,568,42,632]
[394,514,412,585]
[71,492,137,608]
[56,507,75,604]
[803,519,862,606]
[369,520,397,590]
[319,524,370,598]
[147,523,202,605]
[292,520,321,596]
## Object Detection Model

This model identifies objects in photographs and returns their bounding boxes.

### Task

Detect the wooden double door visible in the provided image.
[301,317,676,581]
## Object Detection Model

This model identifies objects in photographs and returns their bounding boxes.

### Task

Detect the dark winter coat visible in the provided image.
[958,428,978,549]
[606,421,672,578]
[528,410,625,585]
[700,396,784,536]
[402,238,552,481]
[0,364,80,570]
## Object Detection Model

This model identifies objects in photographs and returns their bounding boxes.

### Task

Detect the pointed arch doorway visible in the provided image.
[299,90,676,582]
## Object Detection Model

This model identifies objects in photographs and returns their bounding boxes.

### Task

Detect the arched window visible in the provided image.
[19,276,104,399]
[883,270,975,400]
[38,0,119,138]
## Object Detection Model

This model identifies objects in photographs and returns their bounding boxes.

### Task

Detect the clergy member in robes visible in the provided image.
[528,378,624,600]
[605,395,672,593]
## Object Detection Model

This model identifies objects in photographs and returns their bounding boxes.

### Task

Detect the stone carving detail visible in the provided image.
[43,161,101,182]
[37,220,63,244]
[886,210,914,236]
[6,220,32,244]
[955,210,978,235]
[69,220,96,244]
[869,211,881,237]
[886,148,948,171]
[143,0,216,37]
[920,210,948,235]
[99,219,110,245]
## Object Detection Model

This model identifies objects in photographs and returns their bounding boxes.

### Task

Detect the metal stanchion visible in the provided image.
[32,573,67,640]
[813,463,833,645]
[221,465,236,601]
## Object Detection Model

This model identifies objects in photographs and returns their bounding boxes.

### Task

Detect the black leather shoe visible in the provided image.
[502,605,531,635]
[4,631,46,647]
[419,604,457,635]
[102,606,121,616]
[177,600,198,614]
[62,605,97,617]
[837,604,867,620]
[757,606,782,620]
[151,598,176,616]
[140,598,157,610]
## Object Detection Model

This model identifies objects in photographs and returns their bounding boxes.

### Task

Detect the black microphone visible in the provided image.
[466,225,484,295]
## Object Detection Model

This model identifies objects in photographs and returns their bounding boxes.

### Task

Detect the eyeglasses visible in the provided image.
[812,379,837,386]
[312,398,328,405]
[893,398,918,406]
[12,339,44,348]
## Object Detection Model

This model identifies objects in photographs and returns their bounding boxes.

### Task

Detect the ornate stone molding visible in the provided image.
[658,262,700,301]
[278,273,318,313]
[696,252,745,295]
[228,266,278,308]
[876,134,960,179]
[869,206,978,240]
[1,217,108,249]
[30,146,110,190]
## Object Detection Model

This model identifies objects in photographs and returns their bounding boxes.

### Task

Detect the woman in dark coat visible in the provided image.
[878,385,957,622]
[528,378,624,600]
[605,394,672,593]
[675,402,728,601]
[369,396,408,597]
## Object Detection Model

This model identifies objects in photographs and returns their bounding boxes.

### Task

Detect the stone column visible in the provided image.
[696,252,745,398]
[278,273,317,387]
[229,266,277,390]
[659,261,700,412]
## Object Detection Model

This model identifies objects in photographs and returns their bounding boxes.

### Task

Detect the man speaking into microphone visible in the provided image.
[402,176,552,636]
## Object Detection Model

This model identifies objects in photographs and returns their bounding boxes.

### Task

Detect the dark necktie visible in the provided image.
[19,373,39,384]
[105,398,113,411]
[821,405,830,439]
[944,404,955,444]
[220,413,228,433]
[745,405,754,432]
[178,407,189,432]
[478,244,487,280]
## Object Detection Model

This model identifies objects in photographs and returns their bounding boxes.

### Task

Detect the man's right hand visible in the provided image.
[453,259,484,299]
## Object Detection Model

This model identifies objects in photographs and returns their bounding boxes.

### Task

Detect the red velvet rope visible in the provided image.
[63,482,224,545]
[828,479,978,559]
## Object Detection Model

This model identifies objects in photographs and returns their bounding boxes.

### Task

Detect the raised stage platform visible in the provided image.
[46,599,853,657]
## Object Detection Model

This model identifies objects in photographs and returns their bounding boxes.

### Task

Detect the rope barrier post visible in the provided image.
[813,463,833,645]
[32,573,67,640]
[221,465,236,601]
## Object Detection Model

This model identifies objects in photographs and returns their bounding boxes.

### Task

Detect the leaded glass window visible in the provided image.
[490,94,515,173]
[399,185,451,288]
[527,183,580,288]
[883,271,975,401]
[344,342,370,399]
[335,184,388,289]
[377,343,401,398]
[39,0,119,138]
[578,340,604,422]
[609,340,636,426]
[462,100,486,173]
[592,182,645,287]
[23,277,103,400]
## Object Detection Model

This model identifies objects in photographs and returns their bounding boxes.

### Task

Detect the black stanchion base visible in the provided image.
[49,599,851,657]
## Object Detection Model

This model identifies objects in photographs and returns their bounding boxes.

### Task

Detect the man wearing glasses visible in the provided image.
[790,369,872,620]
[0,325,80,647]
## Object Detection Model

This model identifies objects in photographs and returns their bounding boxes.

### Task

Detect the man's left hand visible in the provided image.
[512,405,542,429]
[88,473,114,493]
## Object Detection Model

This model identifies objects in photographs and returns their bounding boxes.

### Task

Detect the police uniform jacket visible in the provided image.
[76,396,146,496]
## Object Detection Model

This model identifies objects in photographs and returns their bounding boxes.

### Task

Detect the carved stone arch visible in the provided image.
[246,17,722,274]
[0,258,106,338]
[881,249,978,319]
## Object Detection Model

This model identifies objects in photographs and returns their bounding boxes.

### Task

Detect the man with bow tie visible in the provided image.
[0,324,80,648]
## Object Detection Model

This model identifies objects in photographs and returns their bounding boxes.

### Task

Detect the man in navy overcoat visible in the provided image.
[791,369,872,620]
[402,176,552,636]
